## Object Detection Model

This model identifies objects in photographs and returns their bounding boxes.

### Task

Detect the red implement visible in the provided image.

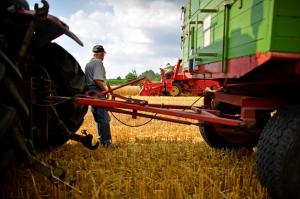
[139,59,220,96]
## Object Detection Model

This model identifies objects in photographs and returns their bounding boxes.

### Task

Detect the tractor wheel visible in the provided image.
[199,102,269,149]
[169,83,182,96]
[256,105,300,199]
[33,43,88,147]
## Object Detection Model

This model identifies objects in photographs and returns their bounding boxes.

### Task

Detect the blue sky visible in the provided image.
[27,0,186,78]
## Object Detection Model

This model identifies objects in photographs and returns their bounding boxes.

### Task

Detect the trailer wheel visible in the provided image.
[169,83,182,96]
[199,102,268,149]
[256,105,300,199]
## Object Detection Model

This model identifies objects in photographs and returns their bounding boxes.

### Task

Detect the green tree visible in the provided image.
[116,76,122,80]
[154,72,161,81]
[125,70,138,82]
[139,69,161,81]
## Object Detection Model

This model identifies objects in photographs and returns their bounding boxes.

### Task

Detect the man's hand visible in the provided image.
[99,91,109,99]
[94,80,106,91]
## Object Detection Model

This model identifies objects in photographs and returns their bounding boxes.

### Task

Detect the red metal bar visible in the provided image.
[271,52,300,60]
[173,59,182,80]
[211,92,283,126]
[214,92,282,109]
[72,97,243,126]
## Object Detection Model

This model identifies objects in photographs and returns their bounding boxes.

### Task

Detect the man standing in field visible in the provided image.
[85,45,116,147]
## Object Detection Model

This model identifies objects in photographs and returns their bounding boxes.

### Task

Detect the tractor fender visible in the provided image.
[16,8,83,47]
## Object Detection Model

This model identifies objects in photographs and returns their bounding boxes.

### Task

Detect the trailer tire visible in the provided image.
[199,124,258,149]
[256,105,300,199]
[169,83,182,96]
[199,102,267,149]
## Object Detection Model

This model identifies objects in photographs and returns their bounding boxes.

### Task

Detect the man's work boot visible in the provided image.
[97,123,114,146]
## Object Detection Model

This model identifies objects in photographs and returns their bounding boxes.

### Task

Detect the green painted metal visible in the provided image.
[181,0,300,69]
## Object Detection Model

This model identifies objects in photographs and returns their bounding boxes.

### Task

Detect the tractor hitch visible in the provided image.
[69,130,99,150]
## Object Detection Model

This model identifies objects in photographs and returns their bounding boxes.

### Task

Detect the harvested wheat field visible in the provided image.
[1,89,269,199]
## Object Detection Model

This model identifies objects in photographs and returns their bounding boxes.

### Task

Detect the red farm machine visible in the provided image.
[1,0,300,198]
[139,59,220,96]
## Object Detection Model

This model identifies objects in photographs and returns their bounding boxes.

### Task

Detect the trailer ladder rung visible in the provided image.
[190,21,203,25]
[197,52,218,57]
[200,9,218,13]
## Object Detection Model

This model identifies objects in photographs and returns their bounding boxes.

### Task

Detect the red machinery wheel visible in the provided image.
[169,83,182,96]
[199,102,270,149]
[256,105,300,199]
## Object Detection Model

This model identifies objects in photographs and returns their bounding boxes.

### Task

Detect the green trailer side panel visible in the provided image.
[227,0,272,57]
[181,0,284,68]
[270,0,300,53]
[183,0,273,67]
[183,0,225,67]
[182,0,300,69]
[191,0,200,16]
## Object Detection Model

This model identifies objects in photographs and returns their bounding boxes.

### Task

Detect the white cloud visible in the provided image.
[55,0,183,79]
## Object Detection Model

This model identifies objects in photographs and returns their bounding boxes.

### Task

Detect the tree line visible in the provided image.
[107,69,161,85]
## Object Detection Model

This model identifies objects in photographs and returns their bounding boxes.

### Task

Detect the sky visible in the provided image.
[27,0,186,79]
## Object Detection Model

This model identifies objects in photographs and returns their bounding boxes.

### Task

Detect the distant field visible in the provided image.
[107,79,127,85]
[1,88,269,199]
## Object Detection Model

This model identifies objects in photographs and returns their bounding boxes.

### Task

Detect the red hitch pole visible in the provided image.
[73,97,243,127]
[51,77,244,128]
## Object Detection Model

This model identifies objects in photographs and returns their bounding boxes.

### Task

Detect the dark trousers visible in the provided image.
[88,85,111,144]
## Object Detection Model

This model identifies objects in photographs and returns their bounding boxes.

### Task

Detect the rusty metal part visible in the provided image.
[16,0,49,67]
[49,105,99,150]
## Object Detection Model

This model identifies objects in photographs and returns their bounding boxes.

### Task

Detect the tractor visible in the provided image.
[139,59,220,96]
[0,0,98,183]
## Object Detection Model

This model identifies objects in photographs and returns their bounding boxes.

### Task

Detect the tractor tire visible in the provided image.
[256,105,300,199]
[199,102,269,149]
[169,83,182,96]
[33,43,88,147]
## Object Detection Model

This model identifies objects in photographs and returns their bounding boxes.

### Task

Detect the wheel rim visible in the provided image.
[170,86,180,96]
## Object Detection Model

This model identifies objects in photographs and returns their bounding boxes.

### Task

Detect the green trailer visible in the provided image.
[181,0,300,198]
